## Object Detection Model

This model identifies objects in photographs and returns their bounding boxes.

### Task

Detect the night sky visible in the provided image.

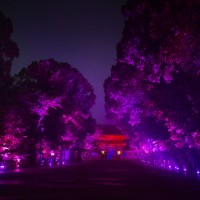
[0,0,127,124]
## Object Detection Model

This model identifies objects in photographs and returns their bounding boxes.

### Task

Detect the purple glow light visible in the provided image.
[175,166,179,170]
[50,152,55,156]
[0,165,5,169]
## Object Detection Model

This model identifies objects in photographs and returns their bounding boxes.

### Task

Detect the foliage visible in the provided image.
[0,12,19,87]
[104,0,200,153]
[0,106,28,160]
[14,59,96,154]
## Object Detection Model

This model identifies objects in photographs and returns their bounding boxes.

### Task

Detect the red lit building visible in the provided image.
[94,125,129,160]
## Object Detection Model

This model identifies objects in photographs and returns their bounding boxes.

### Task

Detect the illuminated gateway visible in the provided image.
[92,125,133,160]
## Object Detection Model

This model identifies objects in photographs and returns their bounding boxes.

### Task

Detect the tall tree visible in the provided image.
[14,59,96,162]
[104,0,200,153]
[0,12,19,87]
[0,12,21,163]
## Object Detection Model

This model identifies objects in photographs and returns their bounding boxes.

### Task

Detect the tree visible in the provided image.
[149,68,200,149]
[0,12,19,87]
[14,59,96,163]
[0,12,21,164]
[118,0,200,82]
[104,0,200,154]
[0,13,96,164]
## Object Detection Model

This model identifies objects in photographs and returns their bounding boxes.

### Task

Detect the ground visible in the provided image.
[0,160,200,200]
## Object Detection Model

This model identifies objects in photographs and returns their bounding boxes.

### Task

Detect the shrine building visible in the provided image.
[95,125,129,160]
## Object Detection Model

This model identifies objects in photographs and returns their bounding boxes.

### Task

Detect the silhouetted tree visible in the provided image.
[0,12,22,162]
[0,12,19,87]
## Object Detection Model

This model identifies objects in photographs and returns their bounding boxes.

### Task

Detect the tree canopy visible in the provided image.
[14,59,96,151]
[104,0,200,153]
[0,12,96,164]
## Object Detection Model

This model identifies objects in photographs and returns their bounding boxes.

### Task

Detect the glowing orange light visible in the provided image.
[117,151,121,155]
[101,150,105,154]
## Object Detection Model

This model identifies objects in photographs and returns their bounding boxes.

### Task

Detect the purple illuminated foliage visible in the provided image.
[0,106,28,161]
[31,94,62,128]
[104,0,200,153]
[13,59,96,162]
[0,12,96,165]
[118,0,200,81]
[0,12,23,163]
[150,68,200,149]
[84,126,103,150]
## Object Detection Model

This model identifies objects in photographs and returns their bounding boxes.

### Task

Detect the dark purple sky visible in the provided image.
[0,0,127,124]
